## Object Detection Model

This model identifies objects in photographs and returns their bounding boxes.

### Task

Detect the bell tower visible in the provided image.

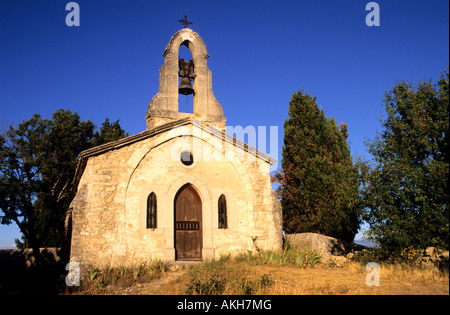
[146,28,226,130]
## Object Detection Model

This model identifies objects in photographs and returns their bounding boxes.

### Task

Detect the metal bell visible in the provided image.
[179,58,196,95]
[179,76,194,95]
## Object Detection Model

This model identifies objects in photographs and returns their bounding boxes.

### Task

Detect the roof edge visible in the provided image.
[71,118,277,192]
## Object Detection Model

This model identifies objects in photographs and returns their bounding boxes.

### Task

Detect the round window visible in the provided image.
[180,151,194,166]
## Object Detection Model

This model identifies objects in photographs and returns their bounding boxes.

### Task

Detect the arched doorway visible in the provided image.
[174,184,202,260]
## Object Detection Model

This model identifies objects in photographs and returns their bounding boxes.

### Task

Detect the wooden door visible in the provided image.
[174,185,202,260]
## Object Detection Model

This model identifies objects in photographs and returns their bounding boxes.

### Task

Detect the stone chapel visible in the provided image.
[69,28,282,270]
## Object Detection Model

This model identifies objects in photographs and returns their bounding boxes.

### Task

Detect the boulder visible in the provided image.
[419,247,449,270]
[424,247,436,257]
[285,233,348,258]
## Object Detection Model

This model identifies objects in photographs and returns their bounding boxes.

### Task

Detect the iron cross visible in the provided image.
[178,15,193,28]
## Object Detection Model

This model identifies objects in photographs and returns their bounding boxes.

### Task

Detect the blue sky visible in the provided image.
[0,0,449,245]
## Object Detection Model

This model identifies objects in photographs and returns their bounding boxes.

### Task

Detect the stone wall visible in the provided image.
[0,248,61,270]
[0,248,64,295]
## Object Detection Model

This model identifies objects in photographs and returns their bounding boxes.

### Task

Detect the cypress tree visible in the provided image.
[274,91,361,242]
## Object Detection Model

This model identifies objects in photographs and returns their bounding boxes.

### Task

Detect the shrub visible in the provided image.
[185,270,226,295]
[258,240,322,267]
[236,274,273,295]
[81,260,167,293]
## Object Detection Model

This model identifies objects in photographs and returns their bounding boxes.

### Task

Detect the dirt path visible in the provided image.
[92,268,188,295]
[125,269,187,295]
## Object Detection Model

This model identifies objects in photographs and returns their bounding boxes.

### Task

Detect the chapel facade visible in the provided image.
[69,28,282,270]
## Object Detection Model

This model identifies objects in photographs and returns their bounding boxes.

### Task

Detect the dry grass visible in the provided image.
[269,262,449,295]
[69,254,449,295]
[138,257,449,295]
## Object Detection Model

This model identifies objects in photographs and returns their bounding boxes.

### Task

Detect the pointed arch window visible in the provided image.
[218,194,227,229]
[147,192,157,229]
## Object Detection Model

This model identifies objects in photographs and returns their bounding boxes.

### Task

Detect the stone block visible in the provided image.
[285,233,347,258]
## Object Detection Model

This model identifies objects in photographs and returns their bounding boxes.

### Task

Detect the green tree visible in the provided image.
[274,91,361,242]
[362,68,449,253]
[0,110,127,257]
[0,114,54,254]
[91,118,128,147]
